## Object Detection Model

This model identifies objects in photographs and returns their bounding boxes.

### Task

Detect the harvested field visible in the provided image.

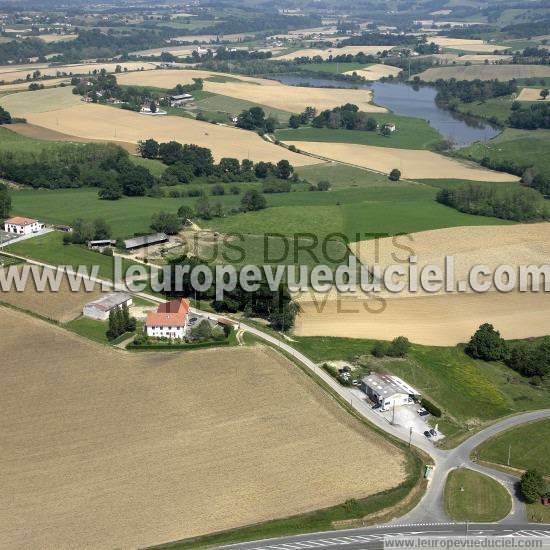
[170,32,251,42]
[14,102,317,165]
[517,88,549,102]
[131,44,195,57]
[350,223,550,296]
[282,141,519,181]
[0,61,157,84]
[344,63,402,80]
[457,54,513,63]
[294,291,550,346]
[0,308,405,549]
[273,45,394,60]
[0,264,105,322]
[416,64,550,82]
[117,69,384,113]
[430,37,508,52]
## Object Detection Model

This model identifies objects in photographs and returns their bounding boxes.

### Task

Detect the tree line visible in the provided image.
[432,78,517,105]
[466,323,550,381]
[436,183,548,222]
[509,102,550,130]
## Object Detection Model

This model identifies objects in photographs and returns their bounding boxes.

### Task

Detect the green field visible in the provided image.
[296,162,391,188]
[294,337,550,440]
[474,420,550,475]
[457,128,550,179]
[444,468,511,522]
[65,317,110,344]
[6,231,135,281]
[454,96,513,126]
[276,113,442,150]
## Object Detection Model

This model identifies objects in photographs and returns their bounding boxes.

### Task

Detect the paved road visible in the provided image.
[221,524,550,550]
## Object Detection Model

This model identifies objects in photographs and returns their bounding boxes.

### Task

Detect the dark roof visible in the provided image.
[123,233,168,249]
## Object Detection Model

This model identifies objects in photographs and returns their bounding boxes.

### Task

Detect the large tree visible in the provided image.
[0,182,11,218]
[465,323,507,361]
[520,470,545,503]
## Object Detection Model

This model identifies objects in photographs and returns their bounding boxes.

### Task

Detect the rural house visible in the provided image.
[145,298,190,339]
[83,292,133,321]
[361,373,419,410]
[3,217,44,235]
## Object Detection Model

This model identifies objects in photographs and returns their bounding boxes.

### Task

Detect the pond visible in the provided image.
[275,75,500,148]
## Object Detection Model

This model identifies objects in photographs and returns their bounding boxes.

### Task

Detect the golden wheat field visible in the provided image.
[344,63,402,80]
[294,291,550,345]
[0,77,70,92]
[116,69,385,113]
[283,141,519,181]
[0,307,405,549]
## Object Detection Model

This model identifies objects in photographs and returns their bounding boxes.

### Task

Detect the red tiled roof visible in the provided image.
[4,217,38,226]
[145,299,189,327]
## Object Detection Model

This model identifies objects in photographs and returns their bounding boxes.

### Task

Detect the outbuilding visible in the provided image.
[361,373,420,410]
[83,292,133,321]
[123,232,168,250]
[3,217,44,235]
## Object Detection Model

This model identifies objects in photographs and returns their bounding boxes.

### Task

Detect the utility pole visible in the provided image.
[507,443,511,466]
[409,426,413,447]
[391,401,396,425]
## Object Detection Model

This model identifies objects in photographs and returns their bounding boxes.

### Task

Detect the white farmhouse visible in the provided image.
[83,292,133,321]
[3,217,45,235]
[145,298,190,339]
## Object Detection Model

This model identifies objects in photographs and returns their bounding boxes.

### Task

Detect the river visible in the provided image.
[275,75,500,148]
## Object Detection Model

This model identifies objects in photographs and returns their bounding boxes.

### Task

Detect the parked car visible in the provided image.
[424,430,432,438]
[429,428,437,437]
[417,408,429,416]
[372,403,382,410]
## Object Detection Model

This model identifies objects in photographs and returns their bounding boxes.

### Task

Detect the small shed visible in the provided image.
[123,233,168,250]
[87,239,116,249]
[83,292,133,321]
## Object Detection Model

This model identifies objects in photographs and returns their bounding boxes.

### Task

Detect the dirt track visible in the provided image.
[0,308,404,549]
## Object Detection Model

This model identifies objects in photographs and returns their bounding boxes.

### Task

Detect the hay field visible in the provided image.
[457,54,513,63]
[1,89,318,165]
[431,37,508,52]
[0,61,157,84]
[344,63,402,80]
[0,265,105,322]
[171,32,251,42]
[0,307,405,549]
[117,69,384,113]
[294,291,550,345]
[273,45,394,60]
[517,88,549,101]
[131,44,196,57]
[416,64,550,82]
[283,141,519,181]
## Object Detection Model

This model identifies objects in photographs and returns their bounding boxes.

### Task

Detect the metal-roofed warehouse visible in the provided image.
[123,233,168,250]
[361,373,420,410]
[83,292,133,321]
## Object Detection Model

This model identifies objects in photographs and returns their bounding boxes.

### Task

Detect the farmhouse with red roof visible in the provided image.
[145,298,190,339]
[4,217,45,236]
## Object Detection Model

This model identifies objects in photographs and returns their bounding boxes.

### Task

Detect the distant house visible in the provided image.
[3,217,44,235]
[361,373,419,410]
[83,292,133,321]
[123,233,168,250]
[87,239,116,250]
[383,123,396,132]
[145,298,190,339]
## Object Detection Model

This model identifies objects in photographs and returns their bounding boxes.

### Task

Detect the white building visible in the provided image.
[145,298,189,339]
[83,292,132,321]
[361,373,420,410]
[3,217,44,235]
